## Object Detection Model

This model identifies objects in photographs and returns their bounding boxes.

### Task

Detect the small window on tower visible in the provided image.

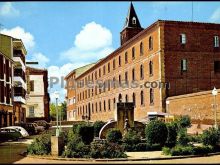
[181,59,187,72]
[132,17,136,24]
[180,33,186,44]
[214,36,219,47]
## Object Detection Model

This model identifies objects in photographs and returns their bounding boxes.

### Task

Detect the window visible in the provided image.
[214,36,219,47]
[108,99,111,110]
[29,106,34,117]
[95,71,97,80]
[149,61,153,76]
[103,65,106,75]
[108,63,110,73]
[96,102,98,112]
[125,95,128,102]
[181,59,187,72]
[125,52,128,63]
[214,61,220,73]
[119,75,121,85]
[132,47,135,59]
[113,77,116,88]
[132,17,136,24]
[113,98,116,108]
[140,42,143,55]
[30,80,34,92]
[119,56,121,66]
[140,65,144,80]
[99,68,101,77]
[149,36,153,50]
[150,88,154,104]
[99,102,102,112]
[132,68,135,81]
[113,59,116,70]
[92,104,94,113]
[118,93,122,102]
[104,100,106,112]
[125,72,128,82]
[180,33,186,44]
[133,93,136,107]
[141,91,144,105]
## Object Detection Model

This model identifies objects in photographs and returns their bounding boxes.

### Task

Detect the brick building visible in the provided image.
[0,34,27,126]
[65,63,96,121]
[66,3,220,123]
[25,67,50,122]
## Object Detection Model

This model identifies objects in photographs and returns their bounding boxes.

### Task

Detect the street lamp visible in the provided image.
[58,103,62,133]
[166,100,170,122]
[54,91,60,137]
[212,87,218,129]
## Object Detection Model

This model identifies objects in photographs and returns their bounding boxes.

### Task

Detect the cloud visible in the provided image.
[60,21,114,64]
[1,26,35,51]
[29,53,50,68]
[0,2,20,17]
[210,7,220,22]
[48,63,88,103]
[75,21,112,51]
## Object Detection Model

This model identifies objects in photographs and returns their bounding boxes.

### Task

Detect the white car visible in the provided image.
[4,126,29,137]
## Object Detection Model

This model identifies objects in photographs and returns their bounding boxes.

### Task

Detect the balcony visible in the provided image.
[14,96,26,104]
[14,68,26,82]
[14,76,27,90]
[13,57,26,72]
[14,87,26,104]
[13,50,25,64]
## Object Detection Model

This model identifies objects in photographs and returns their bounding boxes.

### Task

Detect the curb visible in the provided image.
[27,152,220,162]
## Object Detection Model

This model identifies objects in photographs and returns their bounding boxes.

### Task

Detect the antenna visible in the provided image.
[192,1,194,22]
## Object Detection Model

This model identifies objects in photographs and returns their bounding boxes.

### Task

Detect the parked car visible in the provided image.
[14,122,37,135]
[33,120,51,130]
[4,126,29,138]
[0,128,22,142]
[32,123,45,133]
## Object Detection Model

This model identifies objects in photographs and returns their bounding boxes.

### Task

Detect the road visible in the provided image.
[14,154,220,164]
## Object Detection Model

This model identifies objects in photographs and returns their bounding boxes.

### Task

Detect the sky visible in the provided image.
[0,1,220,103]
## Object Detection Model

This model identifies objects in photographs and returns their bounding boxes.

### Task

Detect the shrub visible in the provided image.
[90,141,127,158]
[177,128,189,146]
[163,145,214,156]
[93,121,106,137]
[27,134,51,155]
[123,129,142,145]
[202,127,220,147]
[165,122,178,148]
[188,134,202,143]
[177,115,191,129]
[106,129,122,143]
[76,123,94,145]
[162,147,171,155]
[145,120,168,146]
[62,134,90,158]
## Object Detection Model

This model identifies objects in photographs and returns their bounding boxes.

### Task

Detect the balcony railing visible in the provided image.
[14,68,26,82]
[13,50,25,64]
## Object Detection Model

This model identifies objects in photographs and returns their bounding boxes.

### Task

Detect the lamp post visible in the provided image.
[58,103,62,133]
[54,91,60,137]
[212,87,218,129]
[166,100,170,122]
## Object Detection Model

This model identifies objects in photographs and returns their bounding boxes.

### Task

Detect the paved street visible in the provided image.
[13,155,220,164]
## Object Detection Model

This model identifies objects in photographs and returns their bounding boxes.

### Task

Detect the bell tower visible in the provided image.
[120,2,144,45]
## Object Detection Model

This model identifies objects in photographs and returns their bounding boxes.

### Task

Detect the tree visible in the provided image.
[49,102,66,121]
[145,120,168,146]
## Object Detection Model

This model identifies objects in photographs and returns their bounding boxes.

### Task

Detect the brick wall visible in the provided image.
[167,89,220,125]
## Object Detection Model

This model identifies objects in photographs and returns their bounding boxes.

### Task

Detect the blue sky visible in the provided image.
[0,1,220,103]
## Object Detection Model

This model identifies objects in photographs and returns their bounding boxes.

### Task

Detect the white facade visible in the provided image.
[26,75,45,118]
